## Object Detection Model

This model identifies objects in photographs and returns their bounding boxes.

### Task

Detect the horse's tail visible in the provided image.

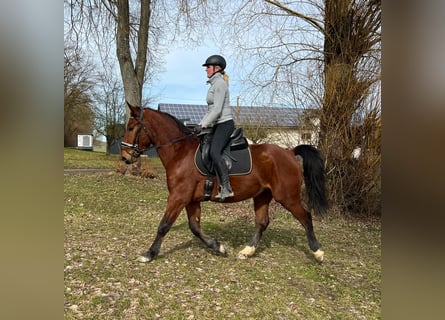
[293,145,328,216]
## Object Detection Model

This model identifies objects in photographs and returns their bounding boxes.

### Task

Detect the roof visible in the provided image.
[158,103,307,127]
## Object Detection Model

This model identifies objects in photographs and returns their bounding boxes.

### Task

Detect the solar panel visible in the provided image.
[158,103,308,127]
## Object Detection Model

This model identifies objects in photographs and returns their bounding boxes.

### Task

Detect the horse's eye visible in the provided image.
[127,120,137,130]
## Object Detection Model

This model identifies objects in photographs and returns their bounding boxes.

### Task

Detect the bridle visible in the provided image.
[121,110,193,161]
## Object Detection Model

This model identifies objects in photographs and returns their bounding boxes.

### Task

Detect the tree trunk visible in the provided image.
[115,0,152,175]
[320,0,381,214]
[319,0,371,163]
[319,0,349,161]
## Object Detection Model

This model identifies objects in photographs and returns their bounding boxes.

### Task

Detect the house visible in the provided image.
[158,103,319,148]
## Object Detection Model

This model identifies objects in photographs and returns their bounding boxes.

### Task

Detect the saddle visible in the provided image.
[194,128,252,177]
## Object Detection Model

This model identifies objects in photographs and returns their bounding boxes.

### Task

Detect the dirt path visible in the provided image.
[64,168,114,175]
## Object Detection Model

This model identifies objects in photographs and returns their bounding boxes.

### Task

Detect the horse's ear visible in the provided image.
[126,101,140,117]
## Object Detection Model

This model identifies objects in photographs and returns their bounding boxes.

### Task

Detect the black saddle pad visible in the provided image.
[194,146,252,176]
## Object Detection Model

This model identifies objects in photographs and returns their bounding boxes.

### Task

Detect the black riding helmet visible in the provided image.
[202,55,226,70]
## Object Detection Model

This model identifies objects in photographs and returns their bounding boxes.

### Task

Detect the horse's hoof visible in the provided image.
[313,249,324,262]
[237,245,255,259]
[136,255,152,263]
[218,244,227,255]
[136,255,150,263]
[237,253,248,260]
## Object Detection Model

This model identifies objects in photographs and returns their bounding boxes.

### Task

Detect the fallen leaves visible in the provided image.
[65,173,381,319]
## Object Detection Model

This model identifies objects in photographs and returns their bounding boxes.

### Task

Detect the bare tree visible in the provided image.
[64,45,95,147]
[65,0,216,173]
[65,1,148,172]
[224,0,381,215]
[65,0,219,100]
[321,0,381,158]
[92,68,126,154]
[320,0,381,215]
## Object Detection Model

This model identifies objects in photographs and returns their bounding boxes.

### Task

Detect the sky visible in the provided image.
[148,46,244,109]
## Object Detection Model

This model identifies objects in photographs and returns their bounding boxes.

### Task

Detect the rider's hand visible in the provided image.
[194,125,202,135]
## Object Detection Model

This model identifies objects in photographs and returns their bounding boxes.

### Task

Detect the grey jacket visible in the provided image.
[199,73,233,128]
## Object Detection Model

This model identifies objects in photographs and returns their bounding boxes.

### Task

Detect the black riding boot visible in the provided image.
[214,159,234,201]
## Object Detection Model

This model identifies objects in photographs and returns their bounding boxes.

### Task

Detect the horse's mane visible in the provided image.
[159,110,193,135]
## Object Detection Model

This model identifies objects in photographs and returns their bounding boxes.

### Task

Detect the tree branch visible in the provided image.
[264,0,325,34]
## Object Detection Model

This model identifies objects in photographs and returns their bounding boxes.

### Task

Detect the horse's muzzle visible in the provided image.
[121,156,132,164]
[121,151,137,164]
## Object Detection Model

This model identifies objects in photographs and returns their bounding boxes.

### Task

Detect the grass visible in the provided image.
[64,148,163,171]
[64,149,381,319]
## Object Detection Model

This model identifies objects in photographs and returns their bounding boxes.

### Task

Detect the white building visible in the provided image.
[158,103,320,148]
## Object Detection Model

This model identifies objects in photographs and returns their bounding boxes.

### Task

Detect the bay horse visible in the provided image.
[120,103,328,263]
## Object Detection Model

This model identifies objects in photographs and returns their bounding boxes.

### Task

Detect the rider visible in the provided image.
[198,54,235,201]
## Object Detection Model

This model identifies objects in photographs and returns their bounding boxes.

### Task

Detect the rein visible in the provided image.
[121,113,193,158]
[153,134,193,149]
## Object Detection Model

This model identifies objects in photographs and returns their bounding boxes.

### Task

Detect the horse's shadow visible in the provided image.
[163,217,311,259]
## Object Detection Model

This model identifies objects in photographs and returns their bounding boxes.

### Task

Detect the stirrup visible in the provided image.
[215,187,234,200]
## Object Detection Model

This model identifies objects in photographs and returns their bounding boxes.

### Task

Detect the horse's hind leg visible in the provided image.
[281,199,324,262]
[238,190,273,259]
[301,209,324,262]
[186,202,226,255]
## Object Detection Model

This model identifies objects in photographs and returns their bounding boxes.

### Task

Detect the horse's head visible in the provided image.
[120,102,152,164]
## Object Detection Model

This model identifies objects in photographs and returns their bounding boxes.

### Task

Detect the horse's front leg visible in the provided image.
[186,201,226,255]
[238,190,273,259]
[137,195,185,263]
